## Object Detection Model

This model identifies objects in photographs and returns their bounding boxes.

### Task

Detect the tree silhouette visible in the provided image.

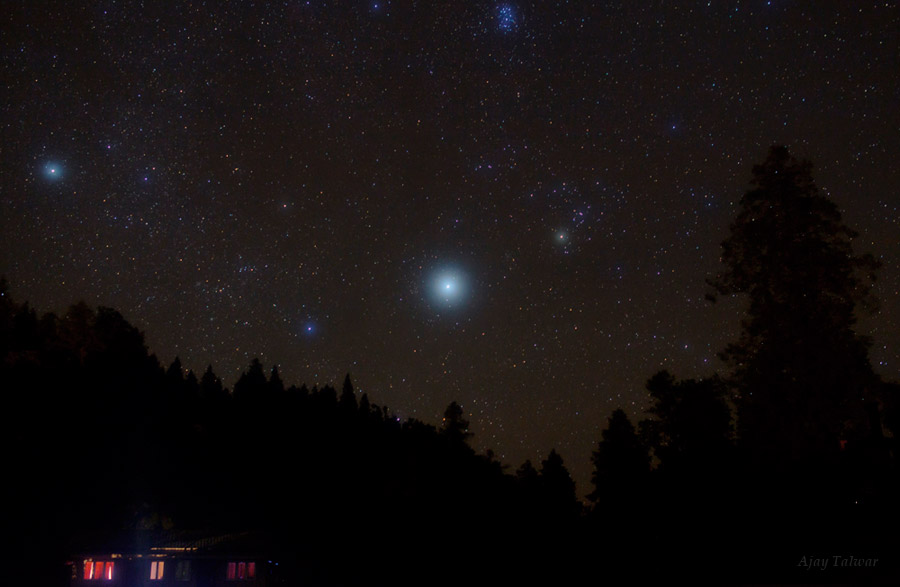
[358,392,371,419]
[708,145,881,469]
[57,301,100,364]
[516,459,539,483]
[538,449,578,518]
[589,409,649,505]
[441,401,472,445]
[165,357,185,402]
[184,369,200,407]
[233,357,267,403]
[339,373,357,412]
[640,371,732,474]
[267,364,283,394]
[166,356,184,379]
[199,364,226,402]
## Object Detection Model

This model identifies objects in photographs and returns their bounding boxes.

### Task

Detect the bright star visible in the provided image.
[42,161,64,180]
[429,267,469,308]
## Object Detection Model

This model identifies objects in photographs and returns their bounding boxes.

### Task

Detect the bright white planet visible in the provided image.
[42,161,64,180]
[430,268,468,307]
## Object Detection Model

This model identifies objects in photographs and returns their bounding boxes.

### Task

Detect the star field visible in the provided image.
[2,2,899,494]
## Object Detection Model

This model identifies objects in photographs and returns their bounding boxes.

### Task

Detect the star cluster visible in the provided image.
[2,1,898,493]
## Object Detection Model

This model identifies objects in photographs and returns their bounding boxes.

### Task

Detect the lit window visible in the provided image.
[227,561,256,580]
[83,560,114,581]
[150,560,165,580]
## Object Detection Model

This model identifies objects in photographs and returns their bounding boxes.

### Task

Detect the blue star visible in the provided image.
[429,267,470,308]
[41,161,64,180]
[667,118,686,137]
[296,320,317,339]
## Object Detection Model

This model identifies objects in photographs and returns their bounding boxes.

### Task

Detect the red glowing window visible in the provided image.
[83,560,114,580]
[226,561,257,580]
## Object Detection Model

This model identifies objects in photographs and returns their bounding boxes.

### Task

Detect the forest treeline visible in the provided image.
[0,286,591,584]
[2,147,900,585]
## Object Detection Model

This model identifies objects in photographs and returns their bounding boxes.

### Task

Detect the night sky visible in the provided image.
[2,1,898,494]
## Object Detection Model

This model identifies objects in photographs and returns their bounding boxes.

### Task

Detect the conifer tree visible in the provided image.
[589,409,648,504]
[539,449,578,516]
[339,373,357,412]
[709,145,880,467]
[441,401,471,445]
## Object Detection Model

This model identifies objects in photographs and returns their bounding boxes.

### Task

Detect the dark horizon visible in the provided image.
[1,257,898,585]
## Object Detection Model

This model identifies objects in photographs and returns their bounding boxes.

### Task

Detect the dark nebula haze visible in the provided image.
[2,1,898,492]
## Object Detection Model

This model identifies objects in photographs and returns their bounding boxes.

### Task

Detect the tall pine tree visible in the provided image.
[708,145,880,469]
[589,409,648,505]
